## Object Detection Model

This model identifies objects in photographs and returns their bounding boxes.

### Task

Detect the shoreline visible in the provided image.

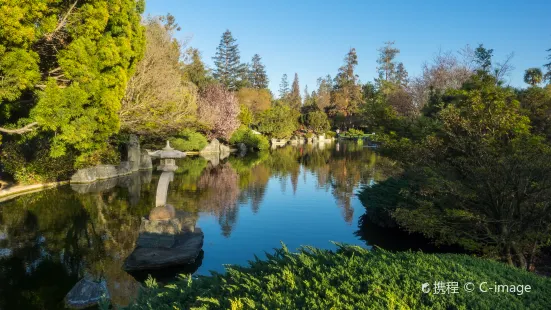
[0,181,70,203]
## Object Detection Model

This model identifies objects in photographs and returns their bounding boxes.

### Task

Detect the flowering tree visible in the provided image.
[198,84,240,140]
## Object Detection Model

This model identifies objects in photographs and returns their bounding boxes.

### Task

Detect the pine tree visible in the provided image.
[330,48,362,116]
[213,29,243,91]
[249,54,269,89]
[303,85,311,105]
[279,74,290,99]
[289,73,302,109]
[544,48,551,83]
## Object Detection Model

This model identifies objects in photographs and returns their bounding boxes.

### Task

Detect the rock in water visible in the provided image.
[200,139,220,154]
[65,278,109,309]
[124,228,204,271]
[149,205,176,221]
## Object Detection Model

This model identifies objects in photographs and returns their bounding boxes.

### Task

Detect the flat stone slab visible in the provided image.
[65,278,109,309]
[124,228,204,271]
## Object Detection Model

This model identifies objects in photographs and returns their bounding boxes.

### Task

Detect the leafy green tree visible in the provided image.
[289,73,302,109]
[249,54,269,89]
[257,104,299,138]
[236,88,272,117]
[212,30,243,91]
[0,0,145,165]
[524,68,543,86]
[519,85,551,140]
[369,73,551,270]
[306,111,330,133]
[279,74,290,100]
[182,47,214,91]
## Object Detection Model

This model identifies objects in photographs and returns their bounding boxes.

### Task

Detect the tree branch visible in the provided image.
[0,122,38,134]
[45,1,78,41]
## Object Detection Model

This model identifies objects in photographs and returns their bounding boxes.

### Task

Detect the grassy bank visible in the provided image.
[121,244,551,309]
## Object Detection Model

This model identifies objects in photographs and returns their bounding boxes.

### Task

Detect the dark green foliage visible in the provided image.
[212,30,243,91]
[305,111,330,133]
[545,48,551,83]
[169,129,208,152]
[289,73,302,109]
[122,245,551,309]
[249,54,269,89]
[182,48,214,91]
[230,126,270,150]
[1,136,77,184]
[474,44,493,72]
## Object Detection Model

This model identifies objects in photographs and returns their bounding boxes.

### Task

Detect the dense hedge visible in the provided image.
[121,245,551,309]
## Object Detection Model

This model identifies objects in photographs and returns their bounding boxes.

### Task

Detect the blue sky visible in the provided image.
[145,0,550,96]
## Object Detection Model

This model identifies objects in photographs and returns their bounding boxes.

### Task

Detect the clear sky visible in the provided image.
[145,0,550,96]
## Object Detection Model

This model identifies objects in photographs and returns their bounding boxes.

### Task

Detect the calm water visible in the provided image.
[0,142,406,309]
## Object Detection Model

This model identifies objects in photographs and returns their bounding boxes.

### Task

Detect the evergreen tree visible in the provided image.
[249,54,269,89]
[544,48,551,83]
[279,74,290,99]
[0,0,146,164]
[330,48,362,116]
[212,29,243,91]
[289,73,302,109]
[474,44,493,72]
[182,47,213,91]
[303,85,312,105]
[376,41,400,83]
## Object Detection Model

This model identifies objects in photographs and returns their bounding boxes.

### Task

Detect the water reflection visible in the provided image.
[0,142,398,309]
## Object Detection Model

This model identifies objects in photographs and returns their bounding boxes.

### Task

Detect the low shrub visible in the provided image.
[348,128,365,137]
[230,126,269,150]
[120,245,551,309]
[305,132,314,139]
[325,131,336,138]
[169,129,208,152]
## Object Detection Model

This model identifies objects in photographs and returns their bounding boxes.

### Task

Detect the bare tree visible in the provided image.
[408,50,472,109]
[120,17,197,136]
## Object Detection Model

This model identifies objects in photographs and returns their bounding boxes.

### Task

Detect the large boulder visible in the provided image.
[71,165,119,183]
[124,228,204,271]
[65,278,109,309]
[200,139,220,154]
[128,134,141,172]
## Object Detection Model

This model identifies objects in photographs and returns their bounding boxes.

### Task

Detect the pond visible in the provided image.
[0,142,424,309]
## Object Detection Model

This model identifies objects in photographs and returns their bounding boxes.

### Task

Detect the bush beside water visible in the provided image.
[121,245,551,309]
[230,126,270,150]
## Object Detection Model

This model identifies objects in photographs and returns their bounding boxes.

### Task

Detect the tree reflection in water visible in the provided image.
[0,142,399,309]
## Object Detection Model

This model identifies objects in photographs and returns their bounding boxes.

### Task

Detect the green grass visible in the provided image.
[121,245,551,309]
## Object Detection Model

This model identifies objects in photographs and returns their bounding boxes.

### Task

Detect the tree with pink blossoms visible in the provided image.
[198,84,241,140]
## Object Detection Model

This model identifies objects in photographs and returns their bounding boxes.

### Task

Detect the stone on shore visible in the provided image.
[65,278,109,309]
[200,138,221,154]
